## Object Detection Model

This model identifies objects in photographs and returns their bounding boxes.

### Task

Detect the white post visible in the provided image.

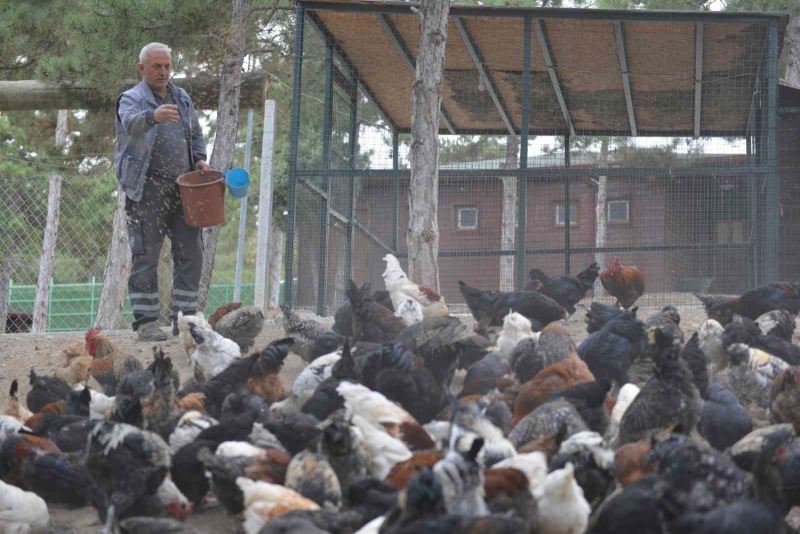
[254,99,277,311]
[593,139,609,298]
[233,108,255,302]
[32,109,67,333]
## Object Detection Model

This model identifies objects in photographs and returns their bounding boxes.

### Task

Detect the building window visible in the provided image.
[716,220,746,243]
[608,200,630,223]
[555,201,577,226]
[457,206,478,230]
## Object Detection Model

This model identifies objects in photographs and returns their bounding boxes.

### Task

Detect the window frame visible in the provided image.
[456,205,479,231]
[554,201,578,227]
[607,199,630,224]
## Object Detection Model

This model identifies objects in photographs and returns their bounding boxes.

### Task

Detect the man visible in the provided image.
[114,42,212,341]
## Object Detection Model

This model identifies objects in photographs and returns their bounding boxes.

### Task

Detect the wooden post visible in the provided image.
[407,0,450,291]
[500,135,518,291]
[268,216,285,307]
[0,256,13,333]
[32,109,67,333]
[254,100,277,311]
[94,187,132,329]
[198,0,251,310]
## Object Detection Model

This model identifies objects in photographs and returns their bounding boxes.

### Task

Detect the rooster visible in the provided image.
[212,305,266,355]
[600,257,645,308]
[458,280,566,333]
[696,282,800,326]
[526,261,600,315]
[383,254,448,320]
[280,305,327,362]
[188,321,241,382]
[85,328,143,396]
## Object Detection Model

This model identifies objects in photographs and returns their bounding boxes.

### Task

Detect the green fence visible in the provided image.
[8,279,294,333]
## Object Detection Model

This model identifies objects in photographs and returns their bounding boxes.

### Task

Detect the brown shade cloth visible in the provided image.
[302,0,787,137]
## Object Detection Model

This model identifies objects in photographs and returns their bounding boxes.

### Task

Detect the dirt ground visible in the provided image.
[0,304,788,532]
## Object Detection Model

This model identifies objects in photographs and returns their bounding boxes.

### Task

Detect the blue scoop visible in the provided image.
[225,168,250,198]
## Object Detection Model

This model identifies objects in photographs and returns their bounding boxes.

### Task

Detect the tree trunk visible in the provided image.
[785,15,800,86]
[0,74,269,111]
[500,135,518,291]
[0,256,13,333]
[94,187,131,330]
[198,0,251,310]
[407,0,450,291]
[268,220,286,308]
[32,110,68,333]
[593,138,609,298]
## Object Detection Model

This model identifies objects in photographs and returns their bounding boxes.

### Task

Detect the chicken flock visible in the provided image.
[5,254,800,533]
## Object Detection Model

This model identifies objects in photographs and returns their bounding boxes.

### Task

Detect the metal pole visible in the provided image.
[346,78,358,283]
[564,134,571,275]
[515,16,532,291]
[317,43,334,315]
[392,130,400,252]
[765,18,779,283]
[747,132,757,288]
[254,100,277,310]
[284,4,305,308]
[233,108,255,302]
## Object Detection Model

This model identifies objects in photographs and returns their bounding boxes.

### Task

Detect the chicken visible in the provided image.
[346,280,406,343]
[769,366,800,432]
[271,352,341,416]
[176,310,211,361]
[613,440,653,488]
[53,354,92,387]
[86,421,172,522]
[85,328,143,396]
[317,410,370,494]
[756,309,796,341]
[509,398,588,449]
[584,302,626,334]
[385,450,442,490]
[0,433,60,488]
[333,283,394,337]
[458,280,566,332]
[600,257,645,308]
[383,253,448,319]
[605,383,640,445]
[394,299,424,326]
[168,410,218,454]
[280,305,327,362]
[511,355,595,428]
[697,282,800,326]
[551,380,612,435]
[26,369,72,413]
[533,462,591,534]
[236,477,320,534]
[616,329,702,446]
[285,451,343,509]
[140,347,180,439]
[511,323,575,384]
[433,434,488,516]
[3,380,32,422]
[496,311,536,359]
[0,479,50,533]
[0,416,28,443]
[211,305,265,354]
[588,475,663,534]
[577,310,644,388]
[207,301,243,327]
[526,261,600,315]
[699,318,727,372]
[188,321,241,382]
[549,431,615,510]
[448,402,516,467]
[699,380,752,451]
[175,391,205,413]
[180,337,293,418]
[680,332,710,399]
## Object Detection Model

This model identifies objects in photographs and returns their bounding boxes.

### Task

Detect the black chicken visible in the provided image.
[346,280,406,343]
[525,262,600,315]
[698,381,752,451]
[585,302,628,334]
[457,280,566,332]
[26,369,73,413]
[577,311,644,388]
[696,282,800,325]
[333,282,394,337]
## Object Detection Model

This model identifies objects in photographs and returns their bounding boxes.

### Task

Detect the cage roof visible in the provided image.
[299,0,788,137]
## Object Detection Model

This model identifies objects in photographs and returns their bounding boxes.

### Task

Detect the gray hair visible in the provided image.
[139,42,171,63]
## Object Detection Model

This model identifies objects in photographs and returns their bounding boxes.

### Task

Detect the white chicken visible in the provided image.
[177,311,211,361]
[383,253,448,319]
[350,413,412,479]
[0,416,29,444]
[533,462,591,534]
[605,382,641,444]
[394,299,424,326]
[699,319,727,372]
[494,452,548,495]
[728,343,789,380]
[0,479,49,533]
[188,322,241,382]
[496,311,537,359]
[271,352,341,416]
[337,381,417,435]
[73,384,115,420]
[216,441,267,458]
[236,477,320,534]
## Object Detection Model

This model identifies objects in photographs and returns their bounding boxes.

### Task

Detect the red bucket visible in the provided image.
[176,170,226,228]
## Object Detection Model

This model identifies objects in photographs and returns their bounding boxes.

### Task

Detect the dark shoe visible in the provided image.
[137,321,168,342]
[172,318,179,337]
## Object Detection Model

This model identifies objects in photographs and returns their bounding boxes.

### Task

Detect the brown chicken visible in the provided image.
[600,257,645,308]
[614,440,653,487]
[3,379,33,422]
[176,392,206,413]
[346,280,406,343]
[769,366,800,432]
[207,301,242,328]
[53,345,93,387]
[0,433,61,488]
[85,328,143,396]
[24,402,66,430]
[483,467,536,521]
[385,450,442,489]
[511,354,595,428]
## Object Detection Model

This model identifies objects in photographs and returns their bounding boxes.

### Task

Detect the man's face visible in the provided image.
[138,50,171,93]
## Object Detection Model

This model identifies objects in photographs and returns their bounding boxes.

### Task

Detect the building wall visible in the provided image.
[779,111,800,282]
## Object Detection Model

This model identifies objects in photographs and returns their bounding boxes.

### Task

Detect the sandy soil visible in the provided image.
[0,304,790,532]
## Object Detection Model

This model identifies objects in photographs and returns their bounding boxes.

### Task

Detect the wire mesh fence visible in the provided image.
[286,3,784,317]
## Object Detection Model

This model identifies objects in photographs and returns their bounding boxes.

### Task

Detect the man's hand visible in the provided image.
[154,104,179,124]
[194,160,212,172]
